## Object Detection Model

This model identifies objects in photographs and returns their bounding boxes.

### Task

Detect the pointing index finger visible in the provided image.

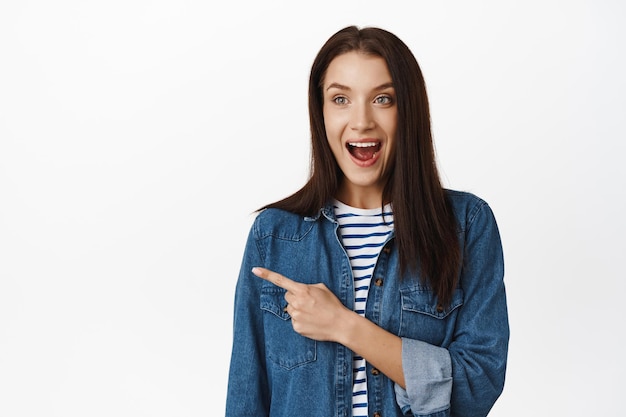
[252,267,301,292]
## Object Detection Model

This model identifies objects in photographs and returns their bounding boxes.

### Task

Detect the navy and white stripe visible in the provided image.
[334,200,394,417]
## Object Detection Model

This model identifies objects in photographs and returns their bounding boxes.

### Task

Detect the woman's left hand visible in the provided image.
[252,266,352,342]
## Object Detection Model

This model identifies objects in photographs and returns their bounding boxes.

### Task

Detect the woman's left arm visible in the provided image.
[395,201,509,416]
[250,268,406,386]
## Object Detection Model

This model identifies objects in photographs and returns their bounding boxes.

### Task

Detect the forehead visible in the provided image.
[323,52,392,88]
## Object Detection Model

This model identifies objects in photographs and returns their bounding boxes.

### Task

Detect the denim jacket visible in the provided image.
[226,190,509,417]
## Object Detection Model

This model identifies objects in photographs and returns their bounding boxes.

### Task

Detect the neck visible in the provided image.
[335,183,385,209]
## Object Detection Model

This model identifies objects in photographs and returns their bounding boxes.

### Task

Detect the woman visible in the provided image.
[225,25,509,417]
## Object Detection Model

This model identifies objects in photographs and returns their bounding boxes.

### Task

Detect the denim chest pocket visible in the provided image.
[398,287,464,345]
[260,288,316,370]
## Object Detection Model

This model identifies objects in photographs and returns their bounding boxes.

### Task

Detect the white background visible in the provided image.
[1,1,624,415]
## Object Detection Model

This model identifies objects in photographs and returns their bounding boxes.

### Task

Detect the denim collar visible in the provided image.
[304,201,337,223]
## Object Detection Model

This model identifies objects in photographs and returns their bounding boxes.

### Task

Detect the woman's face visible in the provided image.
[322,51,397,208]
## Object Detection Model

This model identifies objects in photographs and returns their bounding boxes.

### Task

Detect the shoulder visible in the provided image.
[252,207,318,241]
[444,189,496,233]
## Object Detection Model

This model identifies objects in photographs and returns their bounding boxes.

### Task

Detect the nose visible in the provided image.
[350,102,375,131]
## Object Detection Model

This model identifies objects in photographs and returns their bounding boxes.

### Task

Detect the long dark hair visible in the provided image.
[261,26,461,307]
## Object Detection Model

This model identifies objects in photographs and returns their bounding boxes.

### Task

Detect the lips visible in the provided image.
[347,141,381,162]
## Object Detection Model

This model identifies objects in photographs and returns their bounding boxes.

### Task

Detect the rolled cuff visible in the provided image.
[394,338,452,416]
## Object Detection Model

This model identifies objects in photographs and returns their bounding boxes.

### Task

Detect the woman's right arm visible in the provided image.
[225,225,270,417]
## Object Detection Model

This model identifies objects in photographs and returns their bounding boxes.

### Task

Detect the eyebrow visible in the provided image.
[325,81,394,91]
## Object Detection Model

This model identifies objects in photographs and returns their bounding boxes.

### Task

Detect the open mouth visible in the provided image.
[347,141,381,161]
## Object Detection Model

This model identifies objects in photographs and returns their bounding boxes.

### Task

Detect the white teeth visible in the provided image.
[348,142,377,148]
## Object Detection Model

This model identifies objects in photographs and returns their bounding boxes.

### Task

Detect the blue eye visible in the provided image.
[375,95,393,105]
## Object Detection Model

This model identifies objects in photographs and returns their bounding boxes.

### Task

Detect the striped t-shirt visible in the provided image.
[334,199,394,417]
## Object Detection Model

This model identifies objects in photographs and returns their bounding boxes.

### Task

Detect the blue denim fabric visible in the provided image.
[225,190,509,417]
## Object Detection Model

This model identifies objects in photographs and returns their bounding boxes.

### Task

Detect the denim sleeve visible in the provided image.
[395,201,509,417]
[394,339,452,417]
[225,219,270,417]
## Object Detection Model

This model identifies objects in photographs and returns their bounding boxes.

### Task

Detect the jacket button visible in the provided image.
[373,412,382,417]
[374,278,384,286]
[371,368,380,376]
[436,304,444,313]
[383,246,391,254]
